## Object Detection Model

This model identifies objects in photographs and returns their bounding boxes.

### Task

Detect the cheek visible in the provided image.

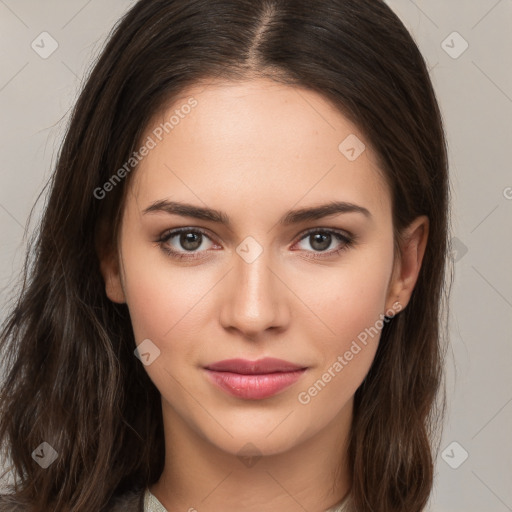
[122,226,393,348]
[121,263,172,343]
[295,241,393,402]
[302,243,393,351]
[123,269,201,345]
[294,268,390,433]
[331,264,390,343]
[120,249,210,399]
[119,237,217,369]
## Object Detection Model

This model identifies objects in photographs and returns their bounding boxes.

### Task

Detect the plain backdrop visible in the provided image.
[0,1,511,511]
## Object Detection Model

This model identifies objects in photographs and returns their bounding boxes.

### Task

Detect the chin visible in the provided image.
[195,414,314,459]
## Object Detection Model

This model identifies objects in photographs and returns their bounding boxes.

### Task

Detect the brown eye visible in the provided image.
[158,228,216,260]
[294,229,354,258]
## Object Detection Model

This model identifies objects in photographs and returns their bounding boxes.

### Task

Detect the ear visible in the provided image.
[385,215,429,312]
[98,244,126,304]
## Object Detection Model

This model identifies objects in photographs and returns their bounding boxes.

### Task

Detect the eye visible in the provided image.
[293,228,355,259]
[157,227,217,260]
[157,227,356,261]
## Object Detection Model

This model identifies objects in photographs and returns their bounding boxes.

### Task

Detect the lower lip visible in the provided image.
[204,369,307,400]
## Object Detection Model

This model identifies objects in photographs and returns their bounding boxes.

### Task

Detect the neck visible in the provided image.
[150,398,353,512]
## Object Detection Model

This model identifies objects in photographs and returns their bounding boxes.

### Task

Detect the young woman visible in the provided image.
[0,0,452,510]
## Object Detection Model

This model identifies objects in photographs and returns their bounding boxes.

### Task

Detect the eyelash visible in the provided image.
[156,227,357,261]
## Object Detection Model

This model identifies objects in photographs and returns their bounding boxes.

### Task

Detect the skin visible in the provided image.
[100,77,428,512]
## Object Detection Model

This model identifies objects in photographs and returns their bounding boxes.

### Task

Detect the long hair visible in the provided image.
[0,0,452,510]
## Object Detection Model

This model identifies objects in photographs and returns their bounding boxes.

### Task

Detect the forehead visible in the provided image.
[129,78,391,222]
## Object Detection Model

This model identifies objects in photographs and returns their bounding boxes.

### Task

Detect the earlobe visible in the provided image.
[386,215,429,312]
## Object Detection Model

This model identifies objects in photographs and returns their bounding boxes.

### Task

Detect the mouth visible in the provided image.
[203,358,308,400]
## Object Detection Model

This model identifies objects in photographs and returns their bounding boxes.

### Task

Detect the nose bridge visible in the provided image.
[220,241,286,336]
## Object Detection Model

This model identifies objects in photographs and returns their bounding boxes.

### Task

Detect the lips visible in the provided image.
[205,357,306,374]
[203,358,307,400]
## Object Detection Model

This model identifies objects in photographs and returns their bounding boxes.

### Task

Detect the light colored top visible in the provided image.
[144,488,351,511]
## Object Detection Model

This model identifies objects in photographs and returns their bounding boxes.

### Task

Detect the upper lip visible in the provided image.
[204,357,306,374]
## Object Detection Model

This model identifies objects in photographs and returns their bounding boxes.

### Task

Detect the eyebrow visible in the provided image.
[142,200,372,227]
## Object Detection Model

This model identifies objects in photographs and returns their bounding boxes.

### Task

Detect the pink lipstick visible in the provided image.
[204,357,307,400]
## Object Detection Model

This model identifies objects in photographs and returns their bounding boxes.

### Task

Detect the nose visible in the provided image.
[219,250,289,341]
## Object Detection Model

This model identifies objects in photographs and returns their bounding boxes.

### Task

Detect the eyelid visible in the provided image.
[157,225,356,259]
[157,226,354,244]
[157,226,218,245]
[294,227,354,244]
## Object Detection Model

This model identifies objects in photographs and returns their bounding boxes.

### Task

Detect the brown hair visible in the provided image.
[0,0,452,510]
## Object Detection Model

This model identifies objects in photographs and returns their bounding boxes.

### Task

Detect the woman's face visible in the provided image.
[102,78,420,458]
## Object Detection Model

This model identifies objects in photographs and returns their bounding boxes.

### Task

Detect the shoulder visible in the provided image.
[0,487,145,511]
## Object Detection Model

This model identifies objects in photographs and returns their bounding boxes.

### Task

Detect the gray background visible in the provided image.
[0,1,511,510]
